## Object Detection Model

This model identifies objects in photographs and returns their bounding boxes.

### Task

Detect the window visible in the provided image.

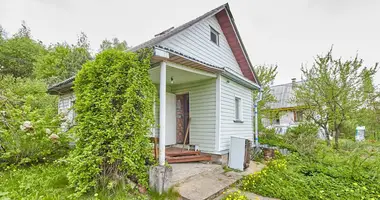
[234,97,243,122]
[294,110,304,122]
[210,26,219,45]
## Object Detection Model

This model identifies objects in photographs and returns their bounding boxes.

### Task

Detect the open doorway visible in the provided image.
[176,93,189,144]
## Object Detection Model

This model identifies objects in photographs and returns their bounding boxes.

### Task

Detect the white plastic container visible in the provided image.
[228,136,246,171]
[355,126,365,142]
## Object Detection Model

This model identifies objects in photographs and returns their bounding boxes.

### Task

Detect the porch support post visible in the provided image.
[159,61,167,166]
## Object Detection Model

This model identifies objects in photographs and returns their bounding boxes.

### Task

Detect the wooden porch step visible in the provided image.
[166,150,200,157]
[166,155,211,164]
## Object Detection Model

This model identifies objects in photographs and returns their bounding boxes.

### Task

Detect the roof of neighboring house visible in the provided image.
[48,3,260,94]
[47,76,75,94]
[267,81,302,109]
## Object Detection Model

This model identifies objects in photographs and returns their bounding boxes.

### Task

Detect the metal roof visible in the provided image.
[267,81,302,109]
[48,4,228,94]
[48,3,261,93]
[47,76,75,94]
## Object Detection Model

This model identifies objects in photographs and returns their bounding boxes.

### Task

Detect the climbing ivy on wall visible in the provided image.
[67,48,156,197]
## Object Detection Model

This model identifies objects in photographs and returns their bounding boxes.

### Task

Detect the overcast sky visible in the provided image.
[1,0,379,85]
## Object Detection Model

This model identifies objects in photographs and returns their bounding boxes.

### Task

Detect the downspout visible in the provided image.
[254,88,263,148]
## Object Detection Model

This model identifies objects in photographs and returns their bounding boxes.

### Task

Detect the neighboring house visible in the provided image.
[262,79,328,139]
[262,79,303,134]
[48,3,260,163]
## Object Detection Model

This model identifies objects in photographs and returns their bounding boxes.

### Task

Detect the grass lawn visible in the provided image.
[0,163,73,199]
[242,139,380,200]
[0,162,178,200]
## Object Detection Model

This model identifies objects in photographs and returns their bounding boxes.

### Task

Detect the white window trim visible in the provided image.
[210,26,219,46]
[234,95,244,123]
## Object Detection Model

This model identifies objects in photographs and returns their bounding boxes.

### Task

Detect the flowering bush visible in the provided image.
[222,190,248,200]
[0,76,69,169]
[242,159,287,192]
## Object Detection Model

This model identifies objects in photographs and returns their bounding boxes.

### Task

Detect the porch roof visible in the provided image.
[48,47,260,95]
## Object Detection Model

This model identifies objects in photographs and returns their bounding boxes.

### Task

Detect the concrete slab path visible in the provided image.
[168,161,268,200]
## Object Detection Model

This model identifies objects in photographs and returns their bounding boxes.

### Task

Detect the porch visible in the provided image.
[149,46,262,168]
[149,58,219,164]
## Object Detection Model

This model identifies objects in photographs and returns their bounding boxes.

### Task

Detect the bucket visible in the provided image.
[263,148,275,161]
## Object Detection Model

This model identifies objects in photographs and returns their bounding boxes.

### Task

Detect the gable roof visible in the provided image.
[268,81,303,109]
[48,3,260,94]
[130,3,260,85]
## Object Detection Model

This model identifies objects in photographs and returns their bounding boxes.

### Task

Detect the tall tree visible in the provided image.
[76,32,90,50]
[0,22,46,78]
[254,64,278,129]
[14,21,31,38]
[0,25,6,40]
[99,38,128,52]
[34,34,92,84]
[294,48,378,148]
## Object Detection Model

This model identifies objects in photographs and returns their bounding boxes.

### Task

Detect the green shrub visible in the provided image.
[259,128,295,151]
[242,142,380,200]
[67,49,156,197]
[286,122,319,138]
[284,123,319,157]
[0,76,69,169]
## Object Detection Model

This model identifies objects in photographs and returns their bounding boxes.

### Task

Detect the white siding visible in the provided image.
[280,111,295,125]
[261,111,296,128]
[58,92,75,130]
[220,76,253,151]
[58,92,74,114]
[158,16,242,75]
[171,79,217,153]
[153,85,173,137]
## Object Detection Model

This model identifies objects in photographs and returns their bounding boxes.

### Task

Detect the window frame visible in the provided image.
[234,96,243,123]
[294,110,304,122]
[210,26,219,46]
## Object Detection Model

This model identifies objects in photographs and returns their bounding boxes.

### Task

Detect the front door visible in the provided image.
[176,93,190,144]
[165,93,176,145]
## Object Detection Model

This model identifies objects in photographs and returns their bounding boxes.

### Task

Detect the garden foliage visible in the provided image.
[0,76,69,169]
[67,49,156,197]
[222,190,248,200]
[245,130,380,200]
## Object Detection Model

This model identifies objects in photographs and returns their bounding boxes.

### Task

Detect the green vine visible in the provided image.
[67,48,156,197]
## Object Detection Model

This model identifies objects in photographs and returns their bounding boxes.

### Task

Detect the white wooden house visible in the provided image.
[48,3,261,164]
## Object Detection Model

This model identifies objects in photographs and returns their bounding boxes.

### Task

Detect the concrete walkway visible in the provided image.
[168,161,268,200]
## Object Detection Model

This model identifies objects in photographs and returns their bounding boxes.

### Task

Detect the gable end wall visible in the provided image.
[158,16,243,75]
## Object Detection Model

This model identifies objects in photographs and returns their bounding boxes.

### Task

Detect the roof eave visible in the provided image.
[222,68,261,90]
[224,4,261,86]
